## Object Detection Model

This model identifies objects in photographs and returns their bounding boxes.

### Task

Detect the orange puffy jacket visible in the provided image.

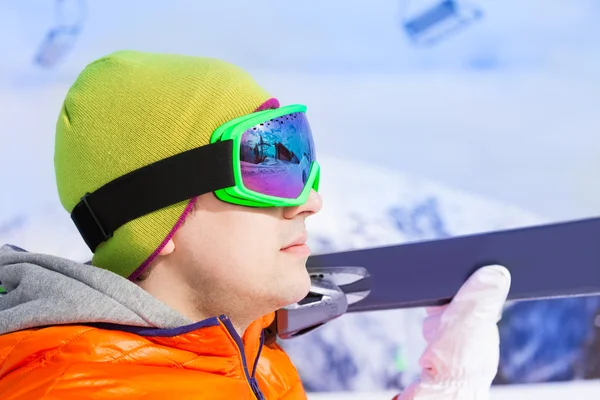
[0,313,305,400]
[0,245,306,399]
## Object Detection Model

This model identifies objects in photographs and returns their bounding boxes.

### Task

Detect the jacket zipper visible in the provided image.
[251,331,265,378]
[249,331,266,399]
[219,316,266,400]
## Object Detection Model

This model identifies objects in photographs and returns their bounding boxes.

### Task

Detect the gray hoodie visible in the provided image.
[0,244,193,335]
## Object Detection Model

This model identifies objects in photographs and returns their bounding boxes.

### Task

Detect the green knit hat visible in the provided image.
[54,50,275,279]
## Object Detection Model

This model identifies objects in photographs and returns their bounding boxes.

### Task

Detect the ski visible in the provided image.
[275,217,600,340]
[307,216,600,313]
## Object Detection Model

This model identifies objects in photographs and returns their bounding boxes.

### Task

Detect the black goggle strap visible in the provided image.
[71,140,236,253]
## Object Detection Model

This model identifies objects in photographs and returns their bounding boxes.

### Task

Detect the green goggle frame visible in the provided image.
[210,104,320,208]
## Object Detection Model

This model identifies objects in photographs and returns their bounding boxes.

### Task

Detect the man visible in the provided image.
[0,50,511,399]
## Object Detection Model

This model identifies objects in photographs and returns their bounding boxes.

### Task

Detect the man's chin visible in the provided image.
[274,271,312,308]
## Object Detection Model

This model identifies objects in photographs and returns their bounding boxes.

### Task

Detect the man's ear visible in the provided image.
[159,238,176,256]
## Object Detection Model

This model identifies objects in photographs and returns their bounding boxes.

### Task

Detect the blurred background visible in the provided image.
[1,0,600,398]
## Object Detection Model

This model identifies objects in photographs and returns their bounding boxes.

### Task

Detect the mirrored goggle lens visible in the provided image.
[240,111,316,199]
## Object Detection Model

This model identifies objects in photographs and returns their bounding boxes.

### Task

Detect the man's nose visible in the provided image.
[283,190,323,219]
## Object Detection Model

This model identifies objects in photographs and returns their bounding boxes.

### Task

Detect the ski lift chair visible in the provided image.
[402,0,483,47]
[34,0,86,68]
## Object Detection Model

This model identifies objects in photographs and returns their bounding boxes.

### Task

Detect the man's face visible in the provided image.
[169,190,323,318]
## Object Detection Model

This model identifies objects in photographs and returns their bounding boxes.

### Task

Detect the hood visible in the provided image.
[0,244,193,335]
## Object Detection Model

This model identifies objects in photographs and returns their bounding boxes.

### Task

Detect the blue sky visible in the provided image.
[1,0,600,224]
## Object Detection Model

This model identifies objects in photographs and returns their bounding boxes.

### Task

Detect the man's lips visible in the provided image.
[281,232,308,250]
[281,233,310,255]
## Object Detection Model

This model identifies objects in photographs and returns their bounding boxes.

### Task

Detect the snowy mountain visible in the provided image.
[3,154,597,392]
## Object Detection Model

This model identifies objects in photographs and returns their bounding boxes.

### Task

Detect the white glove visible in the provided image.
[395,264,511,400]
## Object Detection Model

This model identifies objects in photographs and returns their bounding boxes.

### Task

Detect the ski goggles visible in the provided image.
[211,104,320,207]
[71,104,321,252]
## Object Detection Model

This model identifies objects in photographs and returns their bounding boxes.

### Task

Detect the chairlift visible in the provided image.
[401,0,483,47]
[34,0,86,68]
